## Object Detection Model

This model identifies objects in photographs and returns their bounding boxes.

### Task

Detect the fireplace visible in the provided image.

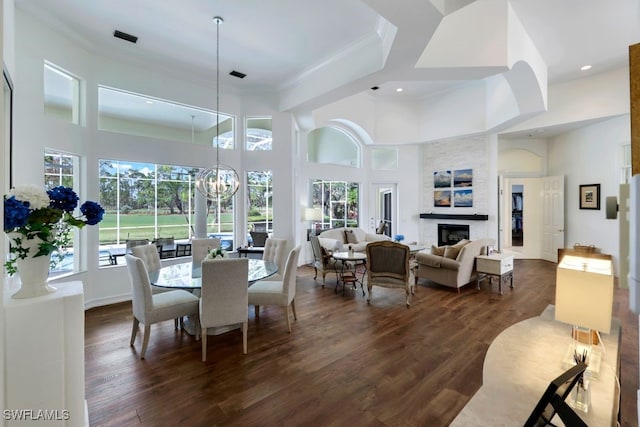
[438,224,470,246]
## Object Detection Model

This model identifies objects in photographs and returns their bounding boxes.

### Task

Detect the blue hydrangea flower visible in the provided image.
[4,196,30,231]
[80,201,105,225]
[394,234,405,242]
[47,186,79,212]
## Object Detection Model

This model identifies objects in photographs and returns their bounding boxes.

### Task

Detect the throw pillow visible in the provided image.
[443,245,462,259]
[344,229,358,244]
[431,245,446,256]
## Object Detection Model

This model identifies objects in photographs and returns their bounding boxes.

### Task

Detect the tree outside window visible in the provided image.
[247,171,273,233]
[99,159,234,253]
[311,180,359,229]
[44,149,81,274]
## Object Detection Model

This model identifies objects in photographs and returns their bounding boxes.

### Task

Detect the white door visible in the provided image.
[542,176,565,262]
[369,183,395,237]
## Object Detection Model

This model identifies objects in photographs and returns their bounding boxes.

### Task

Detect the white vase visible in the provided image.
[8,233,57,299]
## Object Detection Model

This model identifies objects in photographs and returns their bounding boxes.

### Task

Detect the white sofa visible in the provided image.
[317,227,390,253]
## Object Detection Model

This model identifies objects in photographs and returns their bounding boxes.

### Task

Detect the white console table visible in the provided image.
[4,281,88,426]
[451,306,620,426]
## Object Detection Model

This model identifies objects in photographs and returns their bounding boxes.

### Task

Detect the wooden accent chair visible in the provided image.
[309,235,341,287]
[366,241,415,308]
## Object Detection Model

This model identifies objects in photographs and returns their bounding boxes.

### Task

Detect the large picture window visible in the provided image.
[99,159,236,257]
[311,180,359,229]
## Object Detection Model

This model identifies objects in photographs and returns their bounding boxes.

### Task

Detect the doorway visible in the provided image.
[369,183,396,238]
[511,185,523,246]
[500,176,564,260]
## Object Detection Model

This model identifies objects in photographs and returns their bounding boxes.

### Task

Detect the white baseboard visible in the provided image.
[84,293,131,310]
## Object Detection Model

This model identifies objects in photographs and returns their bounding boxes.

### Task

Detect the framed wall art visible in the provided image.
[579,184,600,210]
[433,170,451,188]
[453,189,473,207]
[434,190,451,207]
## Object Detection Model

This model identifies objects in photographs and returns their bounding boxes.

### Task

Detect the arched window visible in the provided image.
[307,126,360,167]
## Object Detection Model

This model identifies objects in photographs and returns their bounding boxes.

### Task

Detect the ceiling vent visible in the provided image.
[113,30,138,44]
[229,70,246,79]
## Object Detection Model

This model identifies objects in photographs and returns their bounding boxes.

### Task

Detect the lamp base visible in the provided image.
[561,340,602,380]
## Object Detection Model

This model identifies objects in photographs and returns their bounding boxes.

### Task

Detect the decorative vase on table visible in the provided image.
[8,232,57,299]
[4,184,105,299]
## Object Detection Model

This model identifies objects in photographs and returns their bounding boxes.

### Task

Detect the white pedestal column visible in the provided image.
[194,190,208,238]
[4,281,87,426]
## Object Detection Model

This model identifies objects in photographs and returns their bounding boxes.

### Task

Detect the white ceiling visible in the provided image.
[18,0,640,135]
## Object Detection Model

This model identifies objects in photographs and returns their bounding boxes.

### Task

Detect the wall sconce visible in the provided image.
[605,196,618,219]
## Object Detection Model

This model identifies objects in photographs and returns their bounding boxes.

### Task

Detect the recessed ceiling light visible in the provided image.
[145,101,153,105]
[580,65,592,71]
[396,88,403,92]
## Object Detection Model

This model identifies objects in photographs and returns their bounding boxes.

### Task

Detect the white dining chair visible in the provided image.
[200,258,249,361]
[262,238,288,281]
[125,254,200,359]
[248,246,301,333]
[131,243,162,272]
[191,237,221,266]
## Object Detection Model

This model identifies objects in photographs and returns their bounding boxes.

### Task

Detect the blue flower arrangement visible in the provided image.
[394,234,405,242]
[4,184,105,274]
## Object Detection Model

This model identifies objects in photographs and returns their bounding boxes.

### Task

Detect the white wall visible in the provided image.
[548,115,629,275]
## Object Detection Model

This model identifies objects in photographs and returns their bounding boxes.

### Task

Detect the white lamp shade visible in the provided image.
[555,255,614,334]
[304,207,322,221]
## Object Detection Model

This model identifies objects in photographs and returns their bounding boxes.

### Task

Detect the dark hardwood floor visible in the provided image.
[85,260,638,426]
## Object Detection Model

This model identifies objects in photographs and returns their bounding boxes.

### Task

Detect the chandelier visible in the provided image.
[196,16,240,201]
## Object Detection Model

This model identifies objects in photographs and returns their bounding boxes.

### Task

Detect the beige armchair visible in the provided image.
[125,254,200,359]
[248,246,301,332]
[200,258,249,361]
[366,241,414,307]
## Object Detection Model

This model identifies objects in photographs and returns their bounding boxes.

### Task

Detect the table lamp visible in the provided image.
[555,254,614,380]
[304,207,323,235]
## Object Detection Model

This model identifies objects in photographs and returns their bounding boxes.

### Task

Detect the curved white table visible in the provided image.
[451,306,620,426]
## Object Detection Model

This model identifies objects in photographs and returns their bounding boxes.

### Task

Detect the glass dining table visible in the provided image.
[148,258,278,336]
[148,258,278,290]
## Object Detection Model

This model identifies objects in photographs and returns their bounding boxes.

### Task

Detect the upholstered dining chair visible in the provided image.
[125,254,200,359]
[365,240,415,308]
[131,243,162,273]
[200,258,249,362]
[131,243,178,327]
[191,237,221,266]
[248,246,301,333]
[262,238,288,281]
[309,236,341,287]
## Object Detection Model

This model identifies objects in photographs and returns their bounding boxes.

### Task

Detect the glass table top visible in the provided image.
[149,259,278,289]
